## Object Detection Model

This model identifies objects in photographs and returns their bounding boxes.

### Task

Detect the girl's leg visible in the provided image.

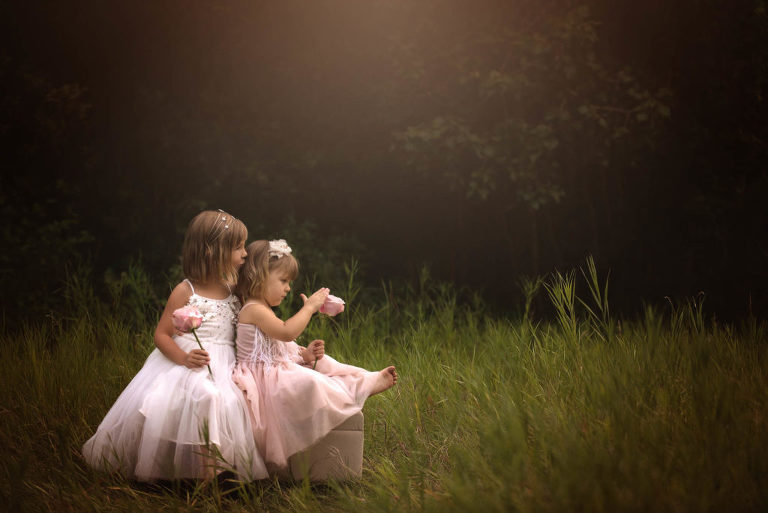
[313,355,367,376]
[314,356,397,396]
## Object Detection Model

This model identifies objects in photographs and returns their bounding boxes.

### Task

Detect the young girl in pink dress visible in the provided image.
[233,239,397,474]
[82,210,268,481]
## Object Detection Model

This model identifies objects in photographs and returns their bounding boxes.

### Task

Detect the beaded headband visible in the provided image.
[207,209,236,242]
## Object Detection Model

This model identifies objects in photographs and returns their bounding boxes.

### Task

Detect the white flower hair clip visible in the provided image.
[268,239,292,259]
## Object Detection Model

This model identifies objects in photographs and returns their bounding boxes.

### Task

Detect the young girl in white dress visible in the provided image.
[82,210,268,481]
[232,239,397,474]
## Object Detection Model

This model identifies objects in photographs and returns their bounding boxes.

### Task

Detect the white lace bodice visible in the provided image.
[174,279,241,347]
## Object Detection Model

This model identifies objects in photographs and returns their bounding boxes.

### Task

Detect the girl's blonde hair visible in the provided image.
[237,240,299,303]
[182,210,247,284]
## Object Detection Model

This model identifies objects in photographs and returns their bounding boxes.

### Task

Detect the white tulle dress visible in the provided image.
[82,280,268,481]
[233,304,381,473]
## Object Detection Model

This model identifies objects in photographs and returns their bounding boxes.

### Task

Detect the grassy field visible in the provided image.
[2,262,767,512]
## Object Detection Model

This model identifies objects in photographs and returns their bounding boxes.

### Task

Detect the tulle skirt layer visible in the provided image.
[233,344,379,472]
[82,338,267,481]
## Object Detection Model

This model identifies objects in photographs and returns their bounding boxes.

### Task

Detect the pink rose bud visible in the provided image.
[319,294,345,316]
[172,306,203,332]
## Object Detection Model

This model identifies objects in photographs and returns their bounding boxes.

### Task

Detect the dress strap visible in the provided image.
[183,278,195,295]
[239,301,259,315]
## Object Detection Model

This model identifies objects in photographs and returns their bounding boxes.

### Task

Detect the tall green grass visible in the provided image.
[1,262,766,512]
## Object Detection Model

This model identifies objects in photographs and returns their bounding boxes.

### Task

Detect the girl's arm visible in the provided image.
[240,288,328,342]
[153,282,210,368]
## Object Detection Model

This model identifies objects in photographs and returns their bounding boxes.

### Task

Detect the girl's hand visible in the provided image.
[183,349,210,369]
[302,339,325,364]
[299,288,330,313]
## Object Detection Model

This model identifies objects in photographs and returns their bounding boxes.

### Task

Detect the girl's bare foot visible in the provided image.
[370,366,397,395]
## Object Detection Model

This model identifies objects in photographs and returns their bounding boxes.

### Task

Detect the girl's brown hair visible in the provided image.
[182,210,247,284]
[237,240,299,303]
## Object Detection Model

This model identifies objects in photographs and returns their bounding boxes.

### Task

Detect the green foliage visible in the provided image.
[392,5,670,213]
[268,217,368,297]
[544,269,579,342]
[0,58,95,325]
[3,0,766,324]
[578,255,616,343]
[1,261,767,511]
[0,187,93,323]
[104,259,168,327]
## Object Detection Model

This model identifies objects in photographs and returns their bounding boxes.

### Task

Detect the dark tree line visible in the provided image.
[1,0,766,321]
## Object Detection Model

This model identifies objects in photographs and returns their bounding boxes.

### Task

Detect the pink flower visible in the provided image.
[172,306,203,332]
[171,305,212,378]
[319,294,345,316]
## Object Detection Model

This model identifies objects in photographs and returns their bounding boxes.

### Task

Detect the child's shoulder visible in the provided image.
[238,301,272,325]
[158,280,195,315]
[171,279,195,294]
[167,280,194,303]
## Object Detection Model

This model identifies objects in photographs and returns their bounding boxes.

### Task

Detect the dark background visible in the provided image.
[2,0,766,322]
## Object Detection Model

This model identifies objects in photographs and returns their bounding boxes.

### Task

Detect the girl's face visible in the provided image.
[231,240,247,270]
[263,270,292,307]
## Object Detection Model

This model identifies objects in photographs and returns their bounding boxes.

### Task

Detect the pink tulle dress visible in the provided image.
[233,304,380,473]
